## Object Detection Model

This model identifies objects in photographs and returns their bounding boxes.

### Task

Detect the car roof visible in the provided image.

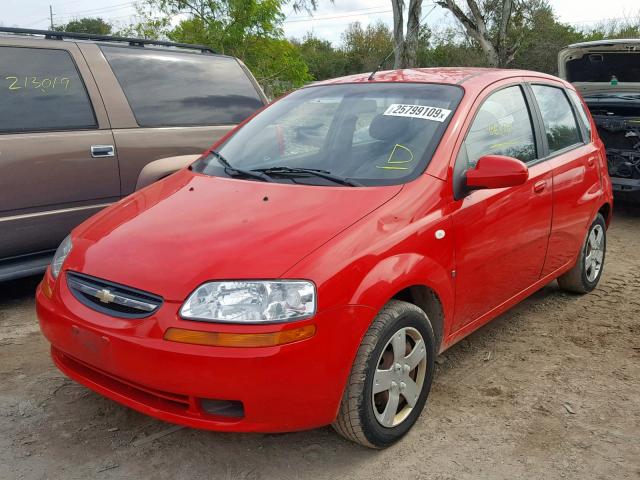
[313,67,563,88]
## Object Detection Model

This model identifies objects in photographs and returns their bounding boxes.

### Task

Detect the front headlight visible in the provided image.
[51,235,73,279]
[180,281,316,324]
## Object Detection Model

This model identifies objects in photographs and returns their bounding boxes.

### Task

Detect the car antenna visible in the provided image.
[368,4,438,81]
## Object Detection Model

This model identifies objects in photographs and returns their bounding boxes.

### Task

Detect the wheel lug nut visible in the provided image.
[403,364,410,374]
[390,381,398,391]
[399,382,406,392]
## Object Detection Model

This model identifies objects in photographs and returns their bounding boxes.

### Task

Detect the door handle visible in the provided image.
[91,145,115,158]
[533,180,547,193]
[587,156,596,167]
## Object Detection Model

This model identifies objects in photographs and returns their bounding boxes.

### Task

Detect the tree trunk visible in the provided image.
[391,0,405,69]
[402,0,422,67]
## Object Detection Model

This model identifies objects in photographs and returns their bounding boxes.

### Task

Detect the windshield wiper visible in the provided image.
[211,151,273,182]
[252,167,362,187]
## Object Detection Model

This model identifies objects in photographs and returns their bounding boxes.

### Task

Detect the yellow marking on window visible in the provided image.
[386,144,414,164]
[376,144,414,171]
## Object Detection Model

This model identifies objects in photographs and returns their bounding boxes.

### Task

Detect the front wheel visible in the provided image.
[558,213,607,294]
[332,300,436,448]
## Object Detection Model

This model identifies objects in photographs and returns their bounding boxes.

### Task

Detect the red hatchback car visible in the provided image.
[36,68,613,448]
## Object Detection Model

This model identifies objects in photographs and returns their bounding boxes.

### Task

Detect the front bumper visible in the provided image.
[612,176,640,193]
[36,271,376,433]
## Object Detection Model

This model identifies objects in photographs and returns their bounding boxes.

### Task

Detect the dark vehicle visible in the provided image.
[559,39,640,200]
[0,28,267,281]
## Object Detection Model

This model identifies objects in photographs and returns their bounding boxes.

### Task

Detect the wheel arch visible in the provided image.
[598,202,612,228]
[390,285,445,352]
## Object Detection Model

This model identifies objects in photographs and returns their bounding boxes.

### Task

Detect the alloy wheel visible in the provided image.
[372,327,427,428]
[585,224,605,282]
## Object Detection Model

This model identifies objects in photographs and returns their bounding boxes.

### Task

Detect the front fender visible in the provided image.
[349,253,454,321]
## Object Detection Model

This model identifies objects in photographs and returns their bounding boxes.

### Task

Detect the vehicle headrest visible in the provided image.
[369,114,417,142]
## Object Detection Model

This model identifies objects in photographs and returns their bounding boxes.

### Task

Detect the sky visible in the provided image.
[1,0,638,45]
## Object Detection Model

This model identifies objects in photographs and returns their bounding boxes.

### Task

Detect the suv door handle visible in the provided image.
[533,180,547,193]
[91,145,115,158]
[587,156,596,167]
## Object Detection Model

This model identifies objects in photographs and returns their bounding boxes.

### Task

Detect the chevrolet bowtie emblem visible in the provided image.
[96,288,116,304]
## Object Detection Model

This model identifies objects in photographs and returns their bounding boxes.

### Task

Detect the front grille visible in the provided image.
[66,271,163,318]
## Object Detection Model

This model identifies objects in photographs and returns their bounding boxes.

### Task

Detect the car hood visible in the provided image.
[558,39,640,96]
[68,169,402,301]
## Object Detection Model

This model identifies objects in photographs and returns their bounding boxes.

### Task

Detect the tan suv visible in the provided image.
[0,28,267,281]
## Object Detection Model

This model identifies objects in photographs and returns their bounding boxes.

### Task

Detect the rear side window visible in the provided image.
[0,47,96,133]
[101,46,264,127]
[567,89,592,139]
[531,85,582,154]
[461,85,537,167]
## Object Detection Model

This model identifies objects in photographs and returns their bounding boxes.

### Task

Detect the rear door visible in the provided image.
[526,82,603,276]
[0,40,119,262]
[450,82,553,332]
[78,43,267,196]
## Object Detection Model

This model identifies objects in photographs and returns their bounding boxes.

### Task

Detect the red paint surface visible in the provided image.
[37,68,613,432]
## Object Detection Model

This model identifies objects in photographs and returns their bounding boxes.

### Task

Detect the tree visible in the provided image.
[436,0,521,67]
[292,33,347,80]
[55,17,112,35]
[509,4,583,75]
[342,22,394,74]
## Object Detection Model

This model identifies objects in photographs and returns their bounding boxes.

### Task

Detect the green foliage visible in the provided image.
[55,17,112,35]
[291,34,348,80]
[509,3,584,75]
[341,21,394,73]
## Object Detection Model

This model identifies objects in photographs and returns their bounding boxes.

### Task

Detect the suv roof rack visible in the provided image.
[0,27,216,54]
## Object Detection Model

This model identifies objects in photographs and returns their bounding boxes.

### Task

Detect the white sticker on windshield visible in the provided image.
[383,104,451,122]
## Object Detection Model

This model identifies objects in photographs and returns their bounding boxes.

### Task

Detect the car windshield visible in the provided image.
[192,82,463,186]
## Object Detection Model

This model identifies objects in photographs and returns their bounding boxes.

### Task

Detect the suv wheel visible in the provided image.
[332,300,436,448]
[558,213,607,293]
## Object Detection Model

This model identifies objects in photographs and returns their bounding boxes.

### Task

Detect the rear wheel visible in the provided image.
[332,300,436,448]
[558,213,606,293]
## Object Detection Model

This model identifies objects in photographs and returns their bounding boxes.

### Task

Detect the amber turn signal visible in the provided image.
[164,324,316,348]
[41,277,53,299]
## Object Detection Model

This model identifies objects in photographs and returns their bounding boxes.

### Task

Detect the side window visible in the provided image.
[531,85,582,154]
[101,46,264,128]
[567,89,592,139]
[461,85,537,168]
[0,47,96,133]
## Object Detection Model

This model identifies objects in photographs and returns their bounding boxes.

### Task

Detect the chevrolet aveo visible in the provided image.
[36,68,613,448]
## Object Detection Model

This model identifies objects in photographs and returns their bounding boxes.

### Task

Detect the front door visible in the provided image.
[450,84,552,332]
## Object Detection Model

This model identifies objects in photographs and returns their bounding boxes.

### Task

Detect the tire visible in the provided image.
[332,300,436,448]
[558,213,607,294]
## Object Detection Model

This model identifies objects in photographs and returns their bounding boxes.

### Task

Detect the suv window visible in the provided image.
[0,47,96,133]
[531,85,582,154]
[566,89,592,139]
[100,46,264,128]
[461,85,536,168]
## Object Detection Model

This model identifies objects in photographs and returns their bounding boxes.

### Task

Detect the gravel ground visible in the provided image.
[1,203,638,480]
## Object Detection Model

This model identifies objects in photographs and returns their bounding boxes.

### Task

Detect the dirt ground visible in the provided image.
[1,204,638,480]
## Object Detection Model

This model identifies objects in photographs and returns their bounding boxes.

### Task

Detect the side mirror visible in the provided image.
[466,155,529,190]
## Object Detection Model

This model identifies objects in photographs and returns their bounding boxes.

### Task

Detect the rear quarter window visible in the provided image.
[0,46,97,133]
[100,46,264,128]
